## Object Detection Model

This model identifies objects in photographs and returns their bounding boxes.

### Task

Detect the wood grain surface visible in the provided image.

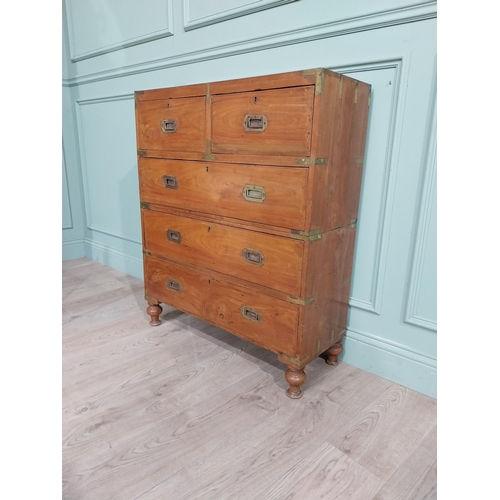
[144,255,299,357]
[211,86,314,156]
[138,158,309,229]
[63,259,437,500]
[142,209,304,296]
[136,96,206,153]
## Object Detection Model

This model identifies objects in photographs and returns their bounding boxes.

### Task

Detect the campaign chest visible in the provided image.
[135,69,371,398]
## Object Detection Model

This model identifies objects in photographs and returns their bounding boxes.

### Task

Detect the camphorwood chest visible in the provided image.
[135,69,371,398]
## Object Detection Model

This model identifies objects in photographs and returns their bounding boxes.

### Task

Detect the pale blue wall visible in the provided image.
[62,0,437,398]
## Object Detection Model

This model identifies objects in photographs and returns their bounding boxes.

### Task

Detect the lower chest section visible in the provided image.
[144,255,299,357]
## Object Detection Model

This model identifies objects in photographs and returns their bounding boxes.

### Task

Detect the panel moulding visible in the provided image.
[65,0,174,62]
[62,2,436,87]
[62,139,73,230]
[404,69,437,332]
[75,93,141,244]
[183,0,298,31]
[332,59,405,315]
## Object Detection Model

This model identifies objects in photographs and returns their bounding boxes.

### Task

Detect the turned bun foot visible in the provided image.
[326,341,343,366]
[285,368,306,399]
[146,300,163,326]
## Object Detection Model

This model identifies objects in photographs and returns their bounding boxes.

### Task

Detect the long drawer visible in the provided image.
[142,209,304,296]
[144,255,299,357]
[139,158,308,229]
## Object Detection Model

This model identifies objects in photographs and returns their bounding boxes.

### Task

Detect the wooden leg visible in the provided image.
[146,299,162,326]
[285,367,306,399]
[325,341,343,366]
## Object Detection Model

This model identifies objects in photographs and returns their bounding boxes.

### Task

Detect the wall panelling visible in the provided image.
[62,0,437,397]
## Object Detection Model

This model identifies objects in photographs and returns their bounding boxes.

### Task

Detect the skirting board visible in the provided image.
[340,331,436,398]
[62,239,85,260]
[84,238,144,280]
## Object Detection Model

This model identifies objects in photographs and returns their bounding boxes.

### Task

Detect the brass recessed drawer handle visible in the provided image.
[160,119,177,133]
[242,248,264,266]
[243,114,268,131]
[166,229,182,243]
[162,175,178,189]
[243,184,265,203]
[241,305,261,322]
[166,278,182,292]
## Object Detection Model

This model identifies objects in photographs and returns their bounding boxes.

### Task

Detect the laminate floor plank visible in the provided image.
[63,368,284,500]
[63,330,276,459]
[138,363,393,500]
[328,385,437,482]
[62,291,151,334]
[62,259,437,500]
[265,441,384,500]
[370,425,437,500]
[62,282,144,318]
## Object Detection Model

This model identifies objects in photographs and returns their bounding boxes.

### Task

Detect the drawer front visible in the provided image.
[144,255,298,357]
[139,158,308,229]
[143,210,304,296]
[211,86,314,156]
[136,96,206,153]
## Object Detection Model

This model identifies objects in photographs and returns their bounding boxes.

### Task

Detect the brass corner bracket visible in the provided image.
[295,157,328,166]
[290,229,322,242]
[287,296,315,306]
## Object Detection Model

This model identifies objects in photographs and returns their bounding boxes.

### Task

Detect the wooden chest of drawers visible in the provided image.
[135,69,371,398]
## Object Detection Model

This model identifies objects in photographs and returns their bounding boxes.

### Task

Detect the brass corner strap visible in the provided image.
[295,157,328,166]
[348,218,357,228]
[330,328,347,344]
[287,296,315,306]
[202,139,216,160]
[300,68,324,95]
[278,353,313,366]
[140,202,150,210]
[290,229,322,242]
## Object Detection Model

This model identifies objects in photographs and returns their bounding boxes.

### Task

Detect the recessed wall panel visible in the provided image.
[77,96,141,244]
[66,0,173,61]
[184,0,297,30]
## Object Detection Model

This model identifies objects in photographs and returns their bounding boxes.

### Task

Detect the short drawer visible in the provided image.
[139,158,308,229]
[211,86,314,156]
[136,96,206,153]
[144,255,299,357]
[142,210,304,296]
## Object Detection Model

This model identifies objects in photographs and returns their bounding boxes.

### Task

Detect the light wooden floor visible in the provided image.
[62,258,437,500]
